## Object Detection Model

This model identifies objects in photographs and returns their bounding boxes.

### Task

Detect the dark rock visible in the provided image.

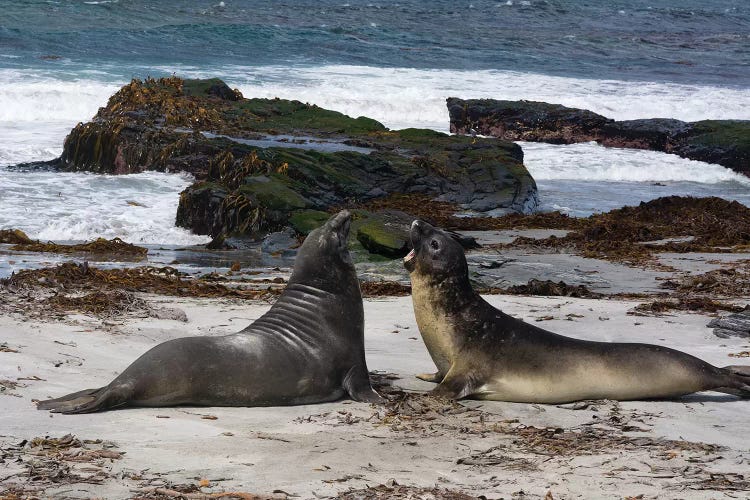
[261,228,298,254]
[0,229,35,245]
[448,98,611,144]
[505,279,602,298]
[708,307,750,338]
[22,77,538,258]
[444,231,480,250]
[287,210,331,236]
[175,181,228,236]
[448,98,750,177]
[676,120,750,175]
[191,78,243,101]
[600,119,691,150]
[8,158,61,171]
[206,234,233,250]
[355,210,412,258]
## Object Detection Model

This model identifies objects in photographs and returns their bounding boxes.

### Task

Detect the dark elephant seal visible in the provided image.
[38,210,383,414]
[403,220,750,403]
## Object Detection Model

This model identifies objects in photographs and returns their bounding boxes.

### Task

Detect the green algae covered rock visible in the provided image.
[288,210,331,236]
[355,213,411,258]
[681,121,750,174]
[39,77,539,258]
[448,97,750,177]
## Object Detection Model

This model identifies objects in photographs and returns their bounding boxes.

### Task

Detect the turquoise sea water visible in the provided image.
[3,0,749,84]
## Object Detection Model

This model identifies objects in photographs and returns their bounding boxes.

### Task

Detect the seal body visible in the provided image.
[38,211,382,414]
[404,220,750,403]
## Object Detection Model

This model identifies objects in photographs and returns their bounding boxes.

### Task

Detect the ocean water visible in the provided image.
[1,0,749,243]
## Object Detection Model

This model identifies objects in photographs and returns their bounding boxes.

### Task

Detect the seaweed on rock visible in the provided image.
[39,77,537,257]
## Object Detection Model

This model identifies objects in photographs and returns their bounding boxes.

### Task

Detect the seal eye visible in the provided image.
[430,239,439,250]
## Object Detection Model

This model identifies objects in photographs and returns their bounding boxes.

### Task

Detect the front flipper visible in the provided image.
[416,371,444,383]
[343,365,386,403]
[431,365,479,400]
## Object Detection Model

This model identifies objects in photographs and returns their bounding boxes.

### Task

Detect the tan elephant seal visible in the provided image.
[404,219,750,403]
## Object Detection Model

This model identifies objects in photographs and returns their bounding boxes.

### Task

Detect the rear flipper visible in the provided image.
[36,385,131,414]
[343,365,385,403]
[724,365,750,377]
[715,365,750,398]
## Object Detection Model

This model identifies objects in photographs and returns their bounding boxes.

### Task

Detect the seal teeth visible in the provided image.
[404,249,415,263]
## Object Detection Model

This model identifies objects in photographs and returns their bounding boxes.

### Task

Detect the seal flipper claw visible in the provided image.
[343,365,385,404]
[431,367,477,400]
[416,371,444,383]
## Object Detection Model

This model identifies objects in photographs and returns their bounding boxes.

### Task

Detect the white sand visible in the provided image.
[1,294,749,498]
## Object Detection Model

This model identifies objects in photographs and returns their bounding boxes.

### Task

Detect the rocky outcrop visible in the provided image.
[34,77,538,257]
[448,98,750,176]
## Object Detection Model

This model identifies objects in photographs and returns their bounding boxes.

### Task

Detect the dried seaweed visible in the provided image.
[629,298,743,316]
[360,281,411,297]
[45,290,149,316]
[687,473,750,492]
[2,262,275,300]
[0,262,278,320]
[0,342,19,353]
[0,434,123,497]
[660,267,750,298]
[132,486,283,500]
[457,447,538,470]
[494,196,750,265]
[0,379,24,396]
[11,236,148,258]
[336,483,478,500]
[499,279,602,298]
[513,425,722,457]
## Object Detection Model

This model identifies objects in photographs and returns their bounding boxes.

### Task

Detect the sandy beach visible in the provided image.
[2,289,749,499]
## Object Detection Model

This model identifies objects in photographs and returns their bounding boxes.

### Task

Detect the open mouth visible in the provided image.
[403,248,416,264]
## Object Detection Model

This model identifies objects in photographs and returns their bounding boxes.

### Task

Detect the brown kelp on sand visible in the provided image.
[362,195,750,266]
[1,229,148,259]
[492,196,750,265]
[0,262,279,320]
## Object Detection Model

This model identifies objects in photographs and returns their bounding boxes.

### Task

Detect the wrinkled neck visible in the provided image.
[289,260,358,296]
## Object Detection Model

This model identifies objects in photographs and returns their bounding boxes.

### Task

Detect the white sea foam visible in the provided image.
[0,69,120,165]
[2,64,749,161]
[181,64,750,131]
[1,65,749,242]
[524,142,750,216]
[0,69,119,124]
[0,169,209,245]
[520,141,750,184]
